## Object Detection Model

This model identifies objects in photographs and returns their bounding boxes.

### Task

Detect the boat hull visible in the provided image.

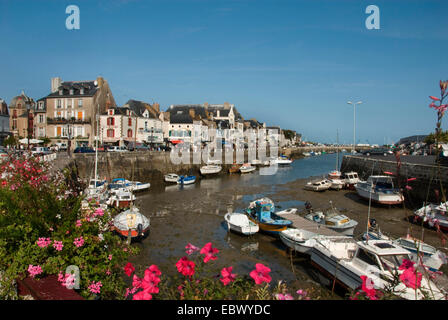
[247,216,289,235]
[279,232,312,254]
[355,185,404,205]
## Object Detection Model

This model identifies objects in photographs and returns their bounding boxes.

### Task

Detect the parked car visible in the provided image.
[95,145,107,152]
[56,142,68,151]
[107,146,128,152]
[362,148,393,156]
[74,147,95,153]
[31,147,52,156]
[0,149,9,162]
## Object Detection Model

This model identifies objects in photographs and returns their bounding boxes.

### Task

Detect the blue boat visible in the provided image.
[177,175,196,185]
[108,178,150,192]
[245,198,293,235]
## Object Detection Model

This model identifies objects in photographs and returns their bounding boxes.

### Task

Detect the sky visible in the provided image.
[0,0,447,145]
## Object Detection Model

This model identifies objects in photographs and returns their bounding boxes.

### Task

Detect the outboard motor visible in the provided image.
[369,218,377,230]
[137,223,143,237]
[305,201,312,212]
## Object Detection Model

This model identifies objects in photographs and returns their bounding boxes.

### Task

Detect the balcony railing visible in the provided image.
[47,117,91,125]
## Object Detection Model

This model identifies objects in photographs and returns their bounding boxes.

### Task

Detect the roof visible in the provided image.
[46,81,98,98]
[357,240,410,256]
[125,99,159,118]
[170,113,193,124]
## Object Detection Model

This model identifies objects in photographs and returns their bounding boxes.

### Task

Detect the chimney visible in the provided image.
[152,102,160,113]
[96,76,104,88]
[51,77,62,93]
[189,109,195,119]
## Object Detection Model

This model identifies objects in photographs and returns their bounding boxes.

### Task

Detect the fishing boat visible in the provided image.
[355,175,404,205]
[304,204,358,236]
[108,178,150,192]
[87,178,107,190]
[165,173,179,183]
[240,163,256,173]
[107,188,135,209]
[245,198,293,235]
[304,178,332,192]
[414,202,448,231]
[328,170,342,179]
[329,179,345,190]
[177,175,196,185]
[310,238,447,300]
[200,165,222,175]
[303,152,311,157]
[112,206,150,239]
[250,159,261,166]
[280,228,351,255]
[229,164,242,173]
[224,212,259,236]
[342,171,359,190]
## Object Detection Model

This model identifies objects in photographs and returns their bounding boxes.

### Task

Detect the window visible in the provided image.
[127,129,133,138]
[107,117,115,126]
[78,99,83,107]
[356,249,380,268]
[80,88,84,95]
[39,115,44,123]
[107,129,115,138]
[12,120,17,130]
[128,118,132,126]
[57,99,62,108]
[69,89,74,95]
[56,127,62,136]
[77,112,83,120]
[13,110,17,118]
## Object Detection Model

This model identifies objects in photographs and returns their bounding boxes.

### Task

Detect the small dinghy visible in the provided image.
[224,212,259,236]
[304,178,332,192]
[200,165,222,175]
[177,175,196,185]
[304,202,358,236]
[108,178,150,192]
[270,155,293,165]
[229,163,242,173]
[165,173,179,183]
[112,206,150,239]
[240,163,256,173]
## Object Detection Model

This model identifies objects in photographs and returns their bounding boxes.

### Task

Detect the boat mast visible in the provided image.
[94,102,99,186]
[336,129,339,171]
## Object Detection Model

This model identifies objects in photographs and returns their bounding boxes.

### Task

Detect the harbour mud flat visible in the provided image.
[128,173,448,299]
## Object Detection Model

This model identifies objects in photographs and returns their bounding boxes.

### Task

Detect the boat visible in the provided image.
[112,206,150,239]
[250,159,261,166]
[329,179,345,190]
[328,170,341,179]
[414,201,448,232]
[224,212,259,235]
[304,178,332,192]
[355,175,404,205]
[87,178,107,190]
[240,163,256,173]
[108,178,150,192]
[276,207,298,215]
[200,165,222,175]
[245,198,293,235]
[303,152,311,157]
[270,155,293,166]
[177,175,196,185]
[165,173,179,183]
[304,204,358,236]
[342,171,359,190]
[310,238,447,300]
[229,164,242,173]
[107,188,136,209]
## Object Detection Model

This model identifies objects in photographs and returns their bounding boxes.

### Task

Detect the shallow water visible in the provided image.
[129,153,349,298]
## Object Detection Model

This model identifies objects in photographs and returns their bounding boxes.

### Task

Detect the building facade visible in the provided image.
[0,98,10,144]
[9,91,35,139]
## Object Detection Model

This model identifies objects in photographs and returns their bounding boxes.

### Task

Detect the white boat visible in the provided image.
[165,173,179,183]
[303,152,311,157]
[342,171,359,189]
[304,178,332,192]
[113,206,150,239]
[414,202,448,232]
[107,188,136,209]
[240,163,256,173]
[310,238,447,300]
[108,178,150,192]
[280,228,350,255]
[329,178,345,190]
[250,159,262,166]
[276,208,298,216]
[305,208,358,236]
[270,156,293,165]
[355,175,404,205]
[224,212,259,235]
[328,170,342,179]
[200,165,222,175]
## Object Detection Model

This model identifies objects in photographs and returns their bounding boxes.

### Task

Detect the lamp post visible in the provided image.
[347,100,363,154]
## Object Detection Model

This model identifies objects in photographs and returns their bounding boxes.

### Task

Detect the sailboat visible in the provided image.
[328,130,345,190]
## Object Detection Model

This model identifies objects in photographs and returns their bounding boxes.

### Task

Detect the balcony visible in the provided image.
[47,117,91,125]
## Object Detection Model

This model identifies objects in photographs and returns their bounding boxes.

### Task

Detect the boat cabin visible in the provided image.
[367,176,396,190]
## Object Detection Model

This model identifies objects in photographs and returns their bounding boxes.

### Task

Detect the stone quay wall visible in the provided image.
[340,155,448,205]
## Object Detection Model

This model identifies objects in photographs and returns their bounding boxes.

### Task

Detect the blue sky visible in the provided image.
[1,0,447,144]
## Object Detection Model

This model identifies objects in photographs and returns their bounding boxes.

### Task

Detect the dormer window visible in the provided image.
[108,109,114,116]
[80,88,84,95]
[59,89,63,95]
[69,89,74,95]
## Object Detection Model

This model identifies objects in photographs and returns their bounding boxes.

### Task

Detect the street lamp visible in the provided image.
[347,100,363,154]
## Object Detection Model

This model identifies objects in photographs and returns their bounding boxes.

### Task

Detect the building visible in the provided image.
[100,106,130,146]
[125,100,163,145]
[0,98,10,144]
[9,91,36,139]
[40,76,116,149]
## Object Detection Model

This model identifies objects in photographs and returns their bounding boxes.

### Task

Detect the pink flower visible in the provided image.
[132,274,142,289]
[106,269,111,276]
[250,263,272,285]
[200,242,219,263]
[220,266,237,286]
[141,273,160,294]
[73,236,85,248]
[132,290,152,300]
[360,275,377,300]
[399,259,415,271]
[185,243,199,255]
[430,96,440,101]
[124,262,135,277]
[400,268,422,290]
[36,237,51,248]
[108,254,113,261]
[27,265,43,278]
[88,281,102,294]
[94,208,104,217]
[276,293,293,300]
[75,220,82,227]
[145,265,162,278]
[53,240,63,251]
[176,257,196,278]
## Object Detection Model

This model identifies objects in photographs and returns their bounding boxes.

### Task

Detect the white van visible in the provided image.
[31,147,52,155]
[107,146,128,152]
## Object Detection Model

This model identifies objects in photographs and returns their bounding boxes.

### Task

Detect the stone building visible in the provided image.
[9,91,36,139]
[0,98,10,144]
[39,76,116,149]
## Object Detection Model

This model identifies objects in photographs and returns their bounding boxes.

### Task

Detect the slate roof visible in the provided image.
[170,113,193,124]
[168,105,209,119]
[125,99,159,119]
[46,81,98,98]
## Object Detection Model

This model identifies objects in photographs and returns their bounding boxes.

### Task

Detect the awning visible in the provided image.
[19,138,43,144]
[171,140,183,145]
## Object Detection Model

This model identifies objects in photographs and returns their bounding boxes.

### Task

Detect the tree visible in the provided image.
[424,130,448,145]
[2,135,18,148]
